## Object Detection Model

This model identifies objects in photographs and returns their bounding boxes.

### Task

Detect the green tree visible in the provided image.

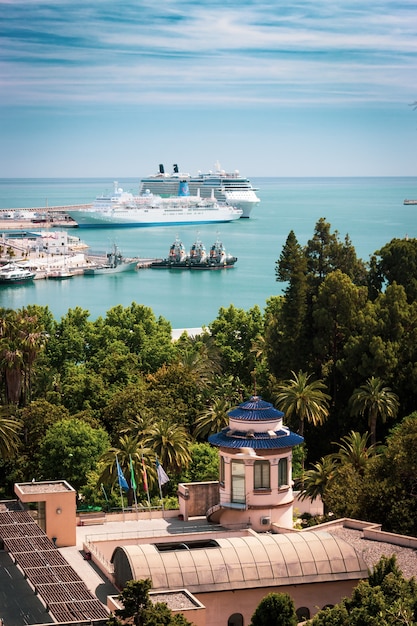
[310,555,417,626]
[349,376,399,445]
[209,304,264,385]
[98,435,150,506]
[46,306,91,370]
[273,370,331,436]
[178,442,219,483]
[305,218,366,290]
[38,418,109,491]
[111,579,193,626]
[250,592,297,626]
[19,399,70,458]
[274,230,308,375]
[0,406,22,459]
[143,420,191,475]
[332,430,378,475]
[101,382,148,439]
[145,362,205,430]
[314,432,378,519]
[298,456,337,505]
[312,270,368,398]
[97,302,174,373]
[194,397,231,439]
[17,311,48,402]
[374,237,417,303]
[358,413,417,536]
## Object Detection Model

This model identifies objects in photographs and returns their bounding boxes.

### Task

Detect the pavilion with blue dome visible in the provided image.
[207,395,304,531]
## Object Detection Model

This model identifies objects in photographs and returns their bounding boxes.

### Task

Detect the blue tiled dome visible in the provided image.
[209,428,304,450]
[208,395,304,450]
[228,395,284,422]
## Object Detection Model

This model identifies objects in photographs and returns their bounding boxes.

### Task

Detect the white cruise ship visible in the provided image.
[67,191,243,228]
[139,162,260,218]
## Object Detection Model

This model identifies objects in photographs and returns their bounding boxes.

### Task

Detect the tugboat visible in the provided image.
[150,236,188,268]
[188,238,207,267]
[204,237,238,269]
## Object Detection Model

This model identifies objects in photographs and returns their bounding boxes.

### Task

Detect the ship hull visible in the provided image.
[84,261,138,275]
[68,204,242,227]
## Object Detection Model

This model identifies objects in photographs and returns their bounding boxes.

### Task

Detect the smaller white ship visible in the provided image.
[93,181,136,210]
[84,245,139,275]
[0,263,36,284]
[68,182,243,228]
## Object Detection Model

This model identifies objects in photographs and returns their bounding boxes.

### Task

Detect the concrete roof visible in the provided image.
[16,480,75,494]
[112,530,368,593]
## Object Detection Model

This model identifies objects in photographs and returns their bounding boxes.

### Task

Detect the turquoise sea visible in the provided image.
[0,177,416,329]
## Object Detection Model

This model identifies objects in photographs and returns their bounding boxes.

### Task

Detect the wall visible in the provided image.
[178,482,219,520]
[194,579,361,626]
[14,481,76,547]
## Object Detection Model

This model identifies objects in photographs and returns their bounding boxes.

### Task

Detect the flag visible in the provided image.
[141,455,148,493]
[129,455,137,491]
[116,456,129,492]
[156,457,169,487]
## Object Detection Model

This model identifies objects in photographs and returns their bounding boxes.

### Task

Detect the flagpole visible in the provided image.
[141,453,151,515]
[156,456,170,519]
[129,455,139,521]
[101,483,109,512]
[156,455,165,517]
[115,454,125,519]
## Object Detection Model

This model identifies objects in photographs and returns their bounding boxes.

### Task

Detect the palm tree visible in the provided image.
[298,456,337,504]
[98,435,153,506]
[250,333,267,394]
[349,376,399,445]
[194,397,231,439]
[332,430,378,474]
[273,370,331,436]
[0,407,22,459]
[143,420,191,475]
[20,327,48,402]
[1,348,24,404]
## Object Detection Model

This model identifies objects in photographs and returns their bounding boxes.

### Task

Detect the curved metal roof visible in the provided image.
[228,396,284,421]
[112,531,367,594]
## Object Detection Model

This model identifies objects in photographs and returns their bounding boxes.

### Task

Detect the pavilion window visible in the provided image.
[231,460,246,504]
[278,457,288,488]
[220,456,225,485]
[254,460,270,489]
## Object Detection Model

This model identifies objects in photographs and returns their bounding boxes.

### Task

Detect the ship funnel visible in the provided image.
[178,181,190,197]
[173,164,179,174]
[159,164,165,174]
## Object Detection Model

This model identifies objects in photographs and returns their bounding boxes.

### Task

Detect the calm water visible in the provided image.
[0,177,416,328]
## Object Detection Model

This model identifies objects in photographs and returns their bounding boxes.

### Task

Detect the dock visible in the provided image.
[0,204,93,230]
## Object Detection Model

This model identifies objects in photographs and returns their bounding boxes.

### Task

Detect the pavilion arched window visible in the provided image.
[278,457,288,488]
[231,460,245,504]
[254,460,270,489]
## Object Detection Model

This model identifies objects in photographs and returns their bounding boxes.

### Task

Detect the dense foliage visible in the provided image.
[0,221,416,536]
[309,555,417,625]
[250,592,297,626]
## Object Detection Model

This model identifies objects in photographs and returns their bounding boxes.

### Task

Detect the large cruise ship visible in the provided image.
[67,188,243,227]
[139,162,260,218]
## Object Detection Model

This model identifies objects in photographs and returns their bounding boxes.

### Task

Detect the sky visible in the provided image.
[1,0,416,178]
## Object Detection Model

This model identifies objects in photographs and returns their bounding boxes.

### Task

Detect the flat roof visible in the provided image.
[16,480,74,494]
